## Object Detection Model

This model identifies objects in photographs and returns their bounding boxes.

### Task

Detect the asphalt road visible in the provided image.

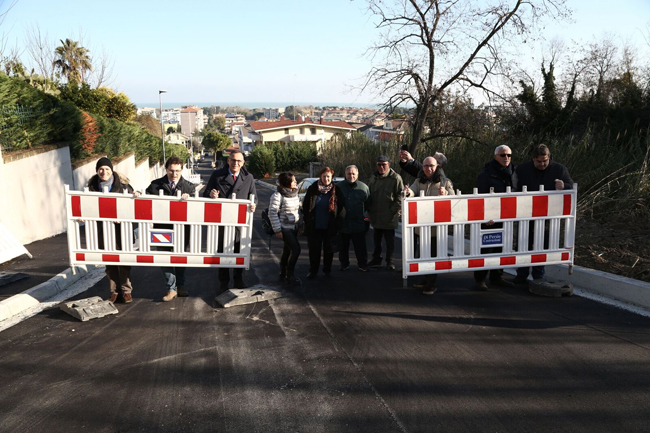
[1,159,649,432]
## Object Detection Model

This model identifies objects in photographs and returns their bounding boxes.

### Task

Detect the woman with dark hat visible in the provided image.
[87,157,140,303]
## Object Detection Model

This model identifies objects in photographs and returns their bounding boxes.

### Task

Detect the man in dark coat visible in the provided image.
[474,145,516,291]
[203,150,257,293]
[337,165,370,272]
[146,156,196,302]
[513,144,574,283]
[88,157,140,303]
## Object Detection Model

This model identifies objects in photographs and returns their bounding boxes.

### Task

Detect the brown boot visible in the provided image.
[162,290,177,302]
[123,293,133,303]
[107,293,118,303]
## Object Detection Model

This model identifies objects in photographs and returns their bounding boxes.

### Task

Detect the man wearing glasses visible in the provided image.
[474,145,517,291]
[204,150,257,294]
[367,156,404,271]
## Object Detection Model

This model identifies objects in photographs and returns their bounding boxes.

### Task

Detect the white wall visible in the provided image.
[0,147,73,245]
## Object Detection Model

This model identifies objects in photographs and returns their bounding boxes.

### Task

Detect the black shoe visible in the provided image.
[324,272,331,279]
[368,258,382,267]
[339,264,349,271]
[286,276,302,285]
[475,281,489,291]
[491,278,514,288]
[358,266,369,272]
[306,273,317,279]
[177,286,188,297]
[279,273,287,282]
[513,276,528,285]
[233,279,247,289]
[386,261,396,271]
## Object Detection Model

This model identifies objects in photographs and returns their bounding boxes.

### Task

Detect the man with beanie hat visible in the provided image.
[87,156,140,303]
[367,156,404,271]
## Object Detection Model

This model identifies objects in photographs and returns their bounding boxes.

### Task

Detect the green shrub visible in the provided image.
[248,144,275,178]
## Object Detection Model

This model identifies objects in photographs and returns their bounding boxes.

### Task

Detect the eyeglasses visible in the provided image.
[376,163,388,166]
[423,164,436,168]
[499,154,512,158]
[229,159,245,164]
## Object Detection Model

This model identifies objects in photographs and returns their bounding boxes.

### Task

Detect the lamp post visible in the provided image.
[159,90,168,162]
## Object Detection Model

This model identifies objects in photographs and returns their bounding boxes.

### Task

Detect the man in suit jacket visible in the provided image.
[203,150,257,293]
[146,156,196,302]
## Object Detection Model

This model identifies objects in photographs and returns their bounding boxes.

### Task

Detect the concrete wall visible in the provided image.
[0,147,172,245]
[0,147,73,245]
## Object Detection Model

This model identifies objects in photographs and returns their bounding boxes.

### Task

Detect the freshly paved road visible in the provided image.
[1,159,649,432]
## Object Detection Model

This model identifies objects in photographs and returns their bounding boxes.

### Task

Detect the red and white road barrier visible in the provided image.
[401,185,577,280]
[65,185,254,273]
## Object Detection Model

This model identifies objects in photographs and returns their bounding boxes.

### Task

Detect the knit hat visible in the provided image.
[96,157,113,172]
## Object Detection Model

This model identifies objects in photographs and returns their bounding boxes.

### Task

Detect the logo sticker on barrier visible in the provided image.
[481,231,503,247]
[151,232,173,245]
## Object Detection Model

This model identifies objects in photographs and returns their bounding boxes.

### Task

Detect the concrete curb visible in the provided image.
[0,264,101,322]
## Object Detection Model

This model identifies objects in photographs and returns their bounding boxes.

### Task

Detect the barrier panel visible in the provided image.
[65,185,254,273]
[0,222,32,264]
[401,185,577,281]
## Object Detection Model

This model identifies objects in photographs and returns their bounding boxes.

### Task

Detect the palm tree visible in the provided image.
[52,38,92,83]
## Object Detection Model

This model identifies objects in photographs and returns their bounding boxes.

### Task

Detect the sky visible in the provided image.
[1,0,649,106]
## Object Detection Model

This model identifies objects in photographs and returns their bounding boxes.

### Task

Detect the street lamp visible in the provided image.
[159,90,168,162]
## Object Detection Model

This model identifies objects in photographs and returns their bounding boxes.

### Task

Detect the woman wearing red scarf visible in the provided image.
[302,167,345,280]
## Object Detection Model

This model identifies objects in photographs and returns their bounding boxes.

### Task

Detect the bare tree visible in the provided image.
[24,24,55,79]
[581,35,618,101]
[361,0,570,153]
[90,45,115,89]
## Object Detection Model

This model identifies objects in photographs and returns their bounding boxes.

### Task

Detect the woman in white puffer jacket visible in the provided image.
[269,172,302,285]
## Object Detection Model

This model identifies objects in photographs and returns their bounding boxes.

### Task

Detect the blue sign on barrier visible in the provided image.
[482,232,503,247]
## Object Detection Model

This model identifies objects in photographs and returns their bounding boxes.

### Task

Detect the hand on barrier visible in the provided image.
[554,179,564,190]
[403,186,412,197]
[180,193,190,200]
[209,189,219,199]
[486,219,495,226]
[250,203,256,212]
[133,191,141,198]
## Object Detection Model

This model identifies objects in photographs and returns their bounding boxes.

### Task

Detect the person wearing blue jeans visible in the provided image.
[513,144,573,284]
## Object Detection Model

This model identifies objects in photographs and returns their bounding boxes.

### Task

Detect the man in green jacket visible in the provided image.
[338,165,370,272]
[367,156,404,271]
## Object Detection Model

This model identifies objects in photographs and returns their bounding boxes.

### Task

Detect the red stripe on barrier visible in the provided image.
[501,197,517,219]
[99,197,117,219]
[71,196,81,217]
[562,252,569,261]
[468,199,484,221]
[409,263,419,273]
[171,256,187,264]
[434,200,451,223]
[408,202,418,225]
[204,202,222,223]
[435,261,452,270]
[236,257,245,265]
[468,259,484,268]
[500,256,516,266]
[76,253,85,261]
[204,257,220,264]
[563,194,572,215]
[531,254,547,263]
[103,254,120,262]
[135,199,152,220]
[532,195,548,217]
[137,255,154,263]
[238,204,248,224]
[170,201,188,222]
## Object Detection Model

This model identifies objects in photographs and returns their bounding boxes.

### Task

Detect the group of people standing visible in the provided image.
[89,142,572,305]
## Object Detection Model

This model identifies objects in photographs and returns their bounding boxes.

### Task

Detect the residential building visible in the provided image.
[246,116,356,152]
[137,107,157,119]
[166,132,190,146]
[180,106,205,138]
[263,108,280,120]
